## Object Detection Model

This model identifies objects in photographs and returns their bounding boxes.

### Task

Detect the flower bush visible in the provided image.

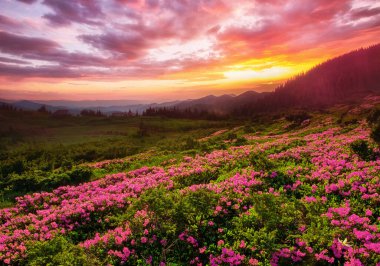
[0,120,379,265]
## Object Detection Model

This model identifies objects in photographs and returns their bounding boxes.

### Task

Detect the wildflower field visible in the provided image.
[0,115,379,265]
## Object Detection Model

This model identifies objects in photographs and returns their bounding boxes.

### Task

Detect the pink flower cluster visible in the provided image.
[1,121,379,265]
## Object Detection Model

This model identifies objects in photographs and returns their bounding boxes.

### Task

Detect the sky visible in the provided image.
[0,0,380,102]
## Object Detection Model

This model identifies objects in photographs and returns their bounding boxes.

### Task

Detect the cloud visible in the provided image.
[16,0,38,4]
[80,32,150,60]
[0,31,109,68]
[1,0,380,83]
[0,56,30,65]
[0,15,23,30]
[0,31,59,55]
[215,0,380,59]
[42,0,104,26]
[350,7,380,20]
[0,63,83,78]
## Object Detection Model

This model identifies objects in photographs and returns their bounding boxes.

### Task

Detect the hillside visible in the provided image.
[3,0,380,264]
[0,108,380,265]
[139,44,380,117]
[174,91,269,114]
[237,44,380,114]
[5,44,380,117]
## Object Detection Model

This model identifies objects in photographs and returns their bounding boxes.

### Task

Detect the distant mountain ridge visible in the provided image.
[2,44,380,116]
[174,91,269,114]
[1,92,268,115]
[157,44,380,115]
[237,43,380,114]
[0,99,182,115]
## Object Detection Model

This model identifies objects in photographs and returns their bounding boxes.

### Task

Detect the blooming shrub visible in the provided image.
[0,120,379,265]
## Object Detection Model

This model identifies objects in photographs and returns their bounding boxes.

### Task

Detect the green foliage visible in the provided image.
[229,194,305,258]
[0,110,237,202]
[234,137,248,146]
[24,236,100,266]
[285,112,311,125]
[183,137,199,150]
[250,153,274,171]
[350,140,375,161]
[370,122,380,145]
[3,108,380,265]
[367,107,380,145]
[243,124,255,134]
[120,187,220,264]
[0,167,92,200]
[367,108,380,125]
[173,170,218,189]
[226,132,237,140]
[136,120,149,137]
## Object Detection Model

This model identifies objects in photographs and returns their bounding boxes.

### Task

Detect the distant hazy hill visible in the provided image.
[33,100,146,109]
[8,100,62,112]
[2,99,180,115]
[174,91,269,114]
[164,44,379,115]
[4,44,380,116]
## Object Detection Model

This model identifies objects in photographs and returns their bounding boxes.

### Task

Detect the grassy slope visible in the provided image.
[0,109,241,206]
[1,107,379,265]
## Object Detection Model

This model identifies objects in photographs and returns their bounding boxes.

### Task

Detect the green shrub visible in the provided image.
[285,112,311,124]
[183,137,199,150]
[226,132,237,140]
[229,194,305,260]
[367,108,380,145]
[243,125,255,133]
[173,170,218,189]
[69,167,93,184]
[234,137,248,146]
[25,236,100,266]
[370,122,380,145]
[0,167,93,198]
[367,108,380,125]
[250,153,274,171]
[350,140,375,161]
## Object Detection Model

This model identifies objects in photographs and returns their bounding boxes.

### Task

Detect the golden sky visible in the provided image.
[1,0,380,101]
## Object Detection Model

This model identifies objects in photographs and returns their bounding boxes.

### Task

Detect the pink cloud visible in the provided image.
[0,15,22,30]
[0,0,379,82]
[0,31,59,54]
[350,6,380,20]
[16,0,38,4]
[42,0,104,26]
[0,63,84,78]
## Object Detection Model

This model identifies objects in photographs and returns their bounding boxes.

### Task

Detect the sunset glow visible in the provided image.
[1,0,380,101]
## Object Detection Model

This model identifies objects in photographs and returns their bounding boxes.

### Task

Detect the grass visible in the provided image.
[0,106,365,207]
[0,109,241,206]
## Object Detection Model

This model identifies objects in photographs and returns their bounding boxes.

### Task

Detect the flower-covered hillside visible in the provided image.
[0,120,379,265]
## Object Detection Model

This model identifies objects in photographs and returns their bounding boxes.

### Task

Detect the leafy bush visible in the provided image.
[250,153,274,171]
[1,113,380,265]
[25,236,100,266]
[370,122,380,145]
[226,132,237,140]
[243,124,255,133]
[285,112,311,124]
[350,140,375,161]
[234,137,248,146]
[183,137,199,150]
[367,107,380,145]
[0,167,92,196]
[367,108,380,125]
[173,170,218,188]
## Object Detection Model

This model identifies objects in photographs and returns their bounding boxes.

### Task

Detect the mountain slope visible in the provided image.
[175,91,268,114]
[239,44,380,114]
